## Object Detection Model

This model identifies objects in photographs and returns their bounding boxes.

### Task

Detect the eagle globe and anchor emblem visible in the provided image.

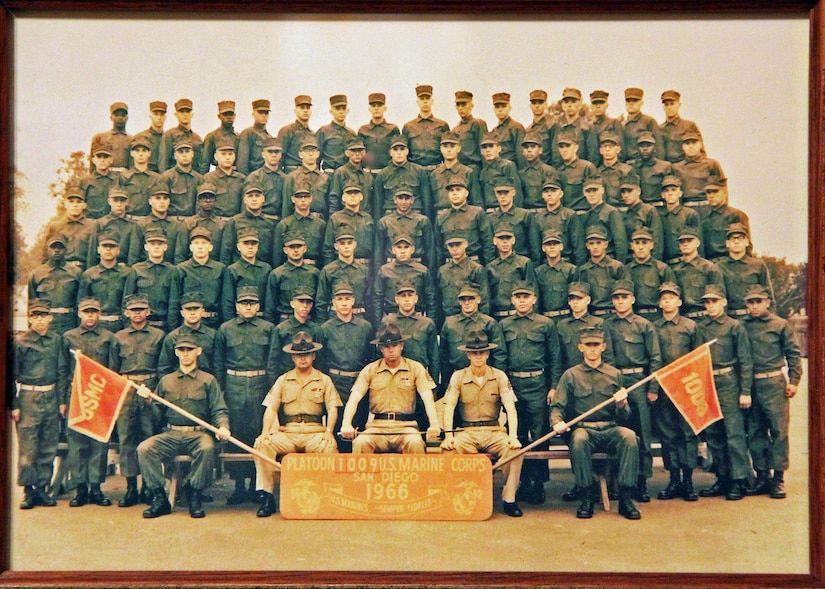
[291,480,322,515]
[452,481,483,515]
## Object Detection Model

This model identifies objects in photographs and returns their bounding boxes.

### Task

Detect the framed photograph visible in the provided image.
[1,1,822,587]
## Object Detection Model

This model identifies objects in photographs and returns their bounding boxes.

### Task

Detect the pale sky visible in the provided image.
[12,15,810,262]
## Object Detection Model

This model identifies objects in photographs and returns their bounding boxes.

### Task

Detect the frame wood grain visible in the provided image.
[0,1,821,587]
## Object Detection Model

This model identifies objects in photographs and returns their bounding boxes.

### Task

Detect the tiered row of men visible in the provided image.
[14,86,801,521]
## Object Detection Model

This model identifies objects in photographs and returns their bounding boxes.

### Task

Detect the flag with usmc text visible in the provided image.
[654,343,723,435]
[68,352,132,442]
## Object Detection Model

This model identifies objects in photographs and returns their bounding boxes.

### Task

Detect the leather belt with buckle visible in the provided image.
[621,367,645,375]
[592,309,613,316]
[201,311,217,318]
[511,370,544,378]
[713,366,733,376]
[636,308,659,315]
[303,259,317,266]
[684,199,710,207]
[754,370,784,380]
[494,309,517,317]
[129,373,157,382]
[99,315,121,322]
[580,421,616,428]
[227,369,267,377]
[729,309,749,316]
[463,419,500,427]
[684,311,707,318]
[19,384,56,392]
[374,412,416,421]
[543,309,570,318]
[49,307,73,314]
[284,414,324,424]
[329,368,360,378]
[168,424,204,432]
[666,257,682,265]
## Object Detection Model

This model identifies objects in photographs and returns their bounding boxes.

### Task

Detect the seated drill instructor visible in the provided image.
[340,323,441,453]
[440,328,525,517]
[253,331,341,518]
[137,335,231,519]
[550,327,641,520]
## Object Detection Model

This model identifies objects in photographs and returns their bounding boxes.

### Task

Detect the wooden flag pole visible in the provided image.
[131,382,281,471]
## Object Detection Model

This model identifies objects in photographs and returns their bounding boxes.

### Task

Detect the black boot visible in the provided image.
[657,471,682,500]
[70,483,89,507]
[227,479,248,505]
[516,478,536,503]
[528,479,546,505]
[725,479,746,500]
[189,488,206,518]
[576,486,594,519]
[257,491,277,517]
[89,483,112,506]
[562,484,580,502]
[20,485,38,510]
[618,487,641,520]
[143,487,172,519]
[119,476,140,507]
[699,476,729,497]
[682,469,698,501]
[35,486,57,507]
[139,481,153,505]
[635,475,650,503]
[745,470,772,496]
[502,501,523,517]
[770,471,786,499]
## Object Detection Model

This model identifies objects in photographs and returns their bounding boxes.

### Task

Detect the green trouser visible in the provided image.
[68,428,106,484]
[570,424,638,489]
[747,374,790,472]
[623,371,653,478]
[512,375,549,483]
[224,374,268,480]
[705,373,751,480]
[653,395,698,470]
[116,388,155,477]
[16,390,60,487]
[138,430,216,491]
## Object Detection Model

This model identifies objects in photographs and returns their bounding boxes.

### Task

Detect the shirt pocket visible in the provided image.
[281,387,297,404]
[310,386,325,404]
[623,331,647,365]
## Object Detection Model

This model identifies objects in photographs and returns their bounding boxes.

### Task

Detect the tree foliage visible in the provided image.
[760,255,807,319]
[14,152,88,287]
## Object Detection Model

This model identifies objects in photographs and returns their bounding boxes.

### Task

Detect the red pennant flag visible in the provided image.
[654,343,723,435]
[67,352,133,443]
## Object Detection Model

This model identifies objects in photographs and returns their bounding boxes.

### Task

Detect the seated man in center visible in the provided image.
[340,323,441,453]
[253,331,340,517]
[440,328,524,517]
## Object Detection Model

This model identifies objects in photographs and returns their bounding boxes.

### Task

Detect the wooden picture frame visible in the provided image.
[0,1,822,587]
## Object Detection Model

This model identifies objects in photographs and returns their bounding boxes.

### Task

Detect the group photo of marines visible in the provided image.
[11,81,805,528]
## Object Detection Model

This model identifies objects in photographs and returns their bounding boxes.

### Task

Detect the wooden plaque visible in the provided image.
[279,453,493,520]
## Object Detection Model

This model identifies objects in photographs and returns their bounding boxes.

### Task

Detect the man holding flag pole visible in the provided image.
[62,297,119,507]
[495,307,726,518]
[137,335,231,518]
[695,284,754,501]
[652,282,701,501]
[549,327,640,520]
